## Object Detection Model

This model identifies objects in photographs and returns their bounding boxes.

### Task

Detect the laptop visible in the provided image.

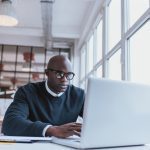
[51,77,150,149]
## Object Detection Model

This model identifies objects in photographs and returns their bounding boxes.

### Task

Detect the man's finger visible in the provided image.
[73,130,81,137]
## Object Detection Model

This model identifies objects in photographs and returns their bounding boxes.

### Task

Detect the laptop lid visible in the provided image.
[80,77,150,148]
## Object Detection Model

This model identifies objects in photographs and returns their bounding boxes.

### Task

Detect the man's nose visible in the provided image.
[61,75,68,82]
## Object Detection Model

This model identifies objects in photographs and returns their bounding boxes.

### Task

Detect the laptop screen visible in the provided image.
[81,77,150,148]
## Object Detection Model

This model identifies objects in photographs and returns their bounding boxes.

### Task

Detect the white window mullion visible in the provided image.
[125,8,149,39]
[93,30,97,63]
[93,29,97,77]
[102,2,109,78]
[121,0,129,80]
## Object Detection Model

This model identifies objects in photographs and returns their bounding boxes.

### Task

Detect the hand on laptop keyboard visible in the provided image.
[46,122,82,138]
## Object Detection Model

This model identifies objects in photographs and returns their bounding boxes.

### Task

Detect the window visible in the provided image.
[129,0,149,27]
[108,49,121,80]
[80,82,86,89]
[96,20,103,64]
[80,47,86,79]
[79,0,149,90]
[87,35,94,72]
[96,66,102,78]
[0,45,70,95]
[108,0,121,51]
[129,21,150,84]
[2,46,16,71]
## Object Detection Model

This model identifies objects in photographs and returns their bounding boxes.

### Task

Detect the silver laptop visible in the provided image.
[51,77,150,149]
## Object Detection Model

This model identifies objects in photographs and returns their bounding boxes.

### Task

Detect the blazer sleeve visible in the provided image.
[2,88,49,137]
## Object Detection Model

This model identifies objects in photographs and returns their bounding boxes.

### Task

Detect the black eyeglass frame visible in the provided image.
[46,68,75,80]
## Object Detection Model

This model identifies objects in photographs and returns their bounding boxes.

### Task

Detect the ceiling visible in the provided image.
[0,0,104,92]
[0,0,101,48]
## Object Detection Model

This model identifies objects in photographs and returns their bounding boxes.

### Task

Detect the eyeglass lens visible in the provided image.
[56,72,74,80]
[47,68,75,80]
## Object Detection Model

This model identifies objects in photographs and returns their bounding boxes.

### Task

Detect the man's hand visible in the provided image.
[46,122,82,138]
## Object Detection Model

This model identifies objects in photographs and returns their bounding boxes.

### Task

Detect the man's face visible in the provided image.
[46,60,74,93]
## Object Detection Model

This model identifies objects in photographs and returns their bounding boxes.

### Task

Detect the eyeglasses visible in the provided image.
[46,68,75,80]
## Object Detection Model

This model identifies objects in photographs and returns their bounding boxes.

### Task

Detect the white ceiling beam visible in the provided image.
[0,34,44,47]
[0,26,43,36]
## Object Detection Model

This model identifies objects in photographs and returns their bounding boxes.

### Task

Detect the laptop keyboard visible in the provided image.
[66,135,81,142]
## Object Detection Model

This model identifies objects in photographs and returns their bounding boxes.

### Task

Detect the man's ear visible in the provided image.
[45,69,48,76]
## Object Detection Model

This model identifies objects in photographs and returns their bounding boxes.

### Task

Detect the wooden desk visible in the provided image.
[0,143,149,150]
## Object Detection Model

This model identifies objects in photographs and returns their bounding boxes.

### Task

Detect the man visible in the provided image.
[2,55,85,137]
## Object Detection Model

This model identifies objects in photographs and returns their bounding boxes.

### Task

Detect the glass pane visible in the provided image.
[15,72,29,88]
[60,51,69,58]
[16,46,31,72]
[96,20,103,64]
[46,50,59,67]
[96,66,102,78]
[108,0,121,51]
[87,35,94,72]
[30,73,44,83]
[80,82,86,90]
[129,0,149,27]
[80,47,86,79]
[108,49,121,80]
[1,72,14,89]
[3,45,16,71]
[32,47,45,73]
[85,79,88,92]
[129,21,150,84]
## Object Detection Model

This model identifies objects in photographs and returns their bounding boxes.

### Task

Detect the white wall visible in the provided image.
[0,99,13,117]
[73,0,104,87]
[72,39,80,86]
